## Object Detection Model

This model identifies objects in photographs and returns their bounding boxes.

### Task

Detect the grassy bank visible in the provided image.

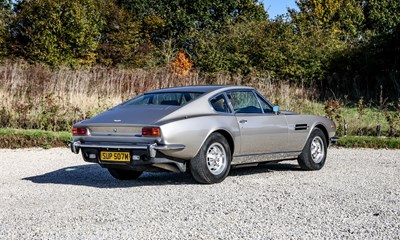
[1,62,399,136]
[336,136,400,149]
[0,61,316,131]
[1,128,399,149]
[0,128,71,149]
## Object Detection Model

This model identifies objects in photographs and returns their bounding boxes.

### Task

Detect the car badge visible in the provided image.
[113,128,117,133]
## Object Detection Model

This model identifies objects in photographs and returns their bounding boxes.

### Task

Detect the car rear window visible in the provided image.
[123,92,204,106]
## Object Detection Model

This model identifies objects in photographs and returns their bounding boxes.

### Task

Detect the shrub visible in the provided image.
[13,0,102,66]
[170,52,193,76]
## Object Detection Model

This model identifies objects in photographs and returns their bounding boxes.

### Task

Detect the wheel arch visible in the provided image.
[314,124,330,146]
[213,129,235,157]
[192,128,235,160]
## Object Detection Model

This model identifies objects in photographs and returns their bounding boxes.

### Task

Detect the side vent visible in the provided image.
[295,124,308,131]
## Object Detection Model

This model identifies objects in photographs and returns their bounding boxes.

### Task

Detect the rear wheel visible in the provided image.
[190,133,231,184]
[297,128,327,170]
[107,168,143,180]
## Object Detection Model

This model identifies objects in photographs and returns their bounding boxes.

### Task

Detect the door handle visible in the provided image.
[239,119,247,124]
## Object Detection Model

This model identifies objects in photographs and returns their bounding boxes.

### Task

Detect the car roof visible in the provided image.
[147,85,254,94]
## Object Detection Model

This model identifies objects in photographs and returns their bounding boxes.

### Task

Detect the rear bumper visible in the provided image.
[69,141,185,158]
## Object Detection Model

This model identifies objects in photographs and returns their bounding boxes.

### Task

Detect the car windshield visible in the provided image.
[123,92,204,106]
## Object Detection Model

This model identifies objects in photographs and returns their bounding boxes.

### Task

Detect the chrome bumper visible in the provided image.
[69,141,185,158]
[330,136,339,144]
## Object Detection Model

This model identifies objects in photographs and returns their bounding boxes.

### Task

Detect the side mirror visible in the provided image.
[273,106,279,115]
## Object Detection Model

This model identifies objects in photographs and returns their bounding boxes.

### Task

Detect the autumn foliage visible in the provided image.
[170,52,193,76]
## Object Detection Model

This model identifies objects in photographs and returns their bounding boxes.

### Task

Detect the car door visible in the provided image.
[226,90,289,155]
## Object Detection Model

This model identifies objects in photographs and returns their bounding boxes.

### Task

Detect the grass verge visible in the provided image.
[0,128,72,149]
[336,136,400,149]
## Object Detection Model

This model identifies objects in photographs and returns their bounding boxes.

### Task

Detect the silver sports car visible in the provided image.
[70,86,337,184]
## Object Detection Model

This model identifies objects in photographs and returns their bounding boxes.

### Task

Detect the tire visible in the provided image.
[297,128,327,170]
[190,133,231,184]
[107,168,143,180]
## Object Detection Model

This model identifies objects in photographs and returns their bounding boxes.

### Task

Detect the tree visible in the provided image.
[291,0,364,43]
[314,0,400,100]
[96,1,141,66]
[0,1,12,58]
[192,18,338,85]
[13,0,102,66]
[364,0,400,37]
[117,0,268,49]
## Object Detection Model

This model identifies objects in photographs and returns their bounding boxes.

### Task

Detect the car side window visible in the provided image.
[210,94,231,113]
[226,91,262,114]
[256,94,273,113]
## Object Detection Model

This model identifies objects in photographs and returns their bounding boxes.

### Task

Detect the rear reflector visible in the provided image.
[142,127,161,137]
[72,127,88,135]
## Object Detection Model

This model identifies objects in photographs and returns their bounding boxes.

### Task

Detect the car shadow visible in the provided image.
[23,164,196,188]
[23,162,301,188]
[229,162,302,176]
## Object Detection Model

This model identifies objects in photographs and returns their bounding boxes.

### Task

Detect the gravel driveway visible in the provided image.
[0,147,399,239]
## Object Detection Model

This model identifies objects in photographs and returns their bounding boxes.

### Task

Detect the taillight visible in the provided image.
[72,127,88,135]
[142,127,161,137]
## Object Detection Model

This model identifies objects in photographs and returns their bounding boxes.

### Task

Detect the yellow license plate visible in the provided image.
[100,151,130,162]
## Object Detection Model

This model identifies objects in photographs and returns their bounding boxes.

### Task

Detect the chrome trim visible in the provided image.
[232,151,301,165]
[234,150,301,158]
